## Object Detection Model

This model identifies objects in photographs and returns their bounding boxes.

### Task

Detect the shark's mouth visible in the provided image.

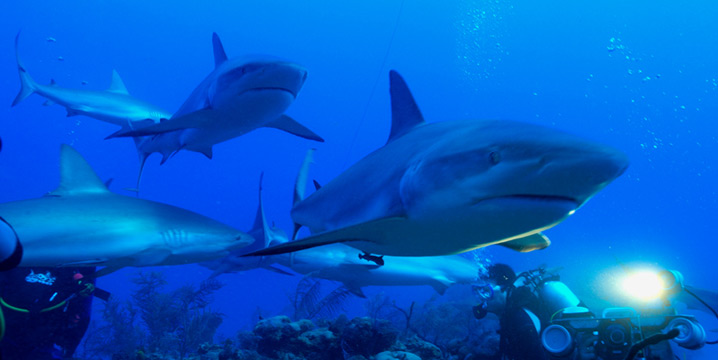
[241,87,297,98]
[473,194,579,207]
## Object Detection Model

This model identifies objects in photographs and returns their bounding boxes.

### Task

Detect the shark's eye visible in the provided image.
[489,151,501,165]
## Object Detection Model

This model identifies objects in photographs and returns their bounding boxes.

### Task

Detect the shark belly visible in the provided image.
[181,90,295,151]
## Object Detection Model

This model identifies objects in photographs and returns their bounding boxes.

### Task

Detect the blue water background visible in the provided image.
[0,1,716,358]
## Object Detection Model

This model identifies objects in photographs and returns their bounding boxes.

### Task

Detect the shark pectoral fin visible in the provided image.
[107,70,129,94]
[242,217,407,257]
[106,110,214,138]
[132,248,172,267]
[264,265,295,276]
[499,233,551,252]
[266,115,324,142]
[430,276,453,295]
[195,146,213,159]
[95,265,127,277]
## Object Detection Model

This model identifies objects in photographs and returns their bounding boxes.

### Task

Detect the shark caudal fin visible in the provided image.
[291,148,316,240]
[49,145,110,197]
[247,173,290,251]
[12,31,38,107]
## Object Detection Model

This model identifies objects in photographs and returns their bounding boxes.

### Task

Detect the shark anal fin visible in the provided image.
[342,283,367,298]
[387,70,425,144]
[499,233,551,253]
[266,115,324,142]
[430,276,453,295]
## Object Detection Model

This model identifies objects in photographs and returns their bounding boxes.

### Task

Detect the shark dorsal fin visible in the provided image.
[107,70,129,94]
[212,32,228,68]
[50,145,109,196]
[387,70,425,144]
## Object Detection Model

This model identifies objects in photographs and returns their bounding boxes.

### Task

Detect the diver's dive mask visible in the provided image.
[472,283,494,319]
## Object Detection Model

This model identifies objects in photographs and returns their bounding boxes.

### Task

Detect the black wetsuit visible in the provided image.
[499,287,549,360]
[0,267,95,360]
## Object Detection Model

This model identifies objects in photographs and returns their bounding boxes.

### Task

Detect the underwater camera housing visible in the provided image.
[540,269,706,360]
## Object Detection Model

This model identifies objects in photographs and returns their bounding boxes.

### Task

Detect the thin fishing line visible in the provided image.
[342,0,406,168]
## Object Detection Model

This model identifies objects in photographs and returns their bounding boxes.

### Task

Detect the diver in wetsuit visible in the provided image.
[0,266,101,359]
[473,263,583,360]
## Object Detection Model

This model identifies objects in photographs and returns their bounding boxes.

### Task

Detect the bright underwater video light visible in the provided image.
[619,268,684,303]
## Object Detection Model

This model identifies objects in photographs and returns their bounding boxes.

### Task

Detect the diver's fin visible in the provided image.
[49,145,110,197]
[499,233,551,252]
[107,70,129,94]
[242,217,407,257]
[265,115,324,142]
[212,32,228,68]
[387,70,425,144]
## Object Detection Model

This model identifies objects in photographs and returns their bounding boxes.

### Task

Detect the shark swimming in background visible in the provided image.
[205,171,479,298]
[246,70,629,258]
[11,32,172,129]
[0,144,253,276]
[107,32,323,164]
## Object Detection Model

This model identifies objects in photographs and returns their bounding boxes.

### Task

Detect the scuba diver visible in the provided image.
[473,263,583,360]
[0,266,108,359]
[0,217,22,271]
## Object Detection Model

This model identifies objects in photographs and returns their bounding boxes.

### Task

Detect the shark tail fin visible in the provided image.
[12,31,37,107]
[266,115,324,142]
[132,137,152,193]
[247,173,290,253]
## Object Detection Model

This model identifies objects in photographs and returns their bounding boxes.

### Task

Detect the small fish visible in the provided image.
[46,37,56,43]
[358,252,384,266]
[57,56,64,61]
[81,81,88,86]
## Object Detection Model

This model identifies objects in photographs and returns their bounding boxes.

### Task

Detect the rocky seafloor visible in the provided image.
[121,315,499,360]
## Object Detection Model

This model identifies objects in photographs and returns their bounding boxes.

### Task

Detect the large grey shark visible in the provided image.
[247,70,629,258]
[107,32,323,161]
[204,175,479,298]
[11,33,172,128]
[0,145,253,275]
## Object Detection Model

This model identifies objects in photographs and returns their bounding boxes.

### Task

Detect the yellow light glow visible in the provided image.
[620,270,664,302]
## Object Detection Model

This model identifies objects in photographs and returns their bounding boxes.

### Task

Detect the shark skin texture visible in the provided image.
[0,145,254,276]
[245,70,629,258]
